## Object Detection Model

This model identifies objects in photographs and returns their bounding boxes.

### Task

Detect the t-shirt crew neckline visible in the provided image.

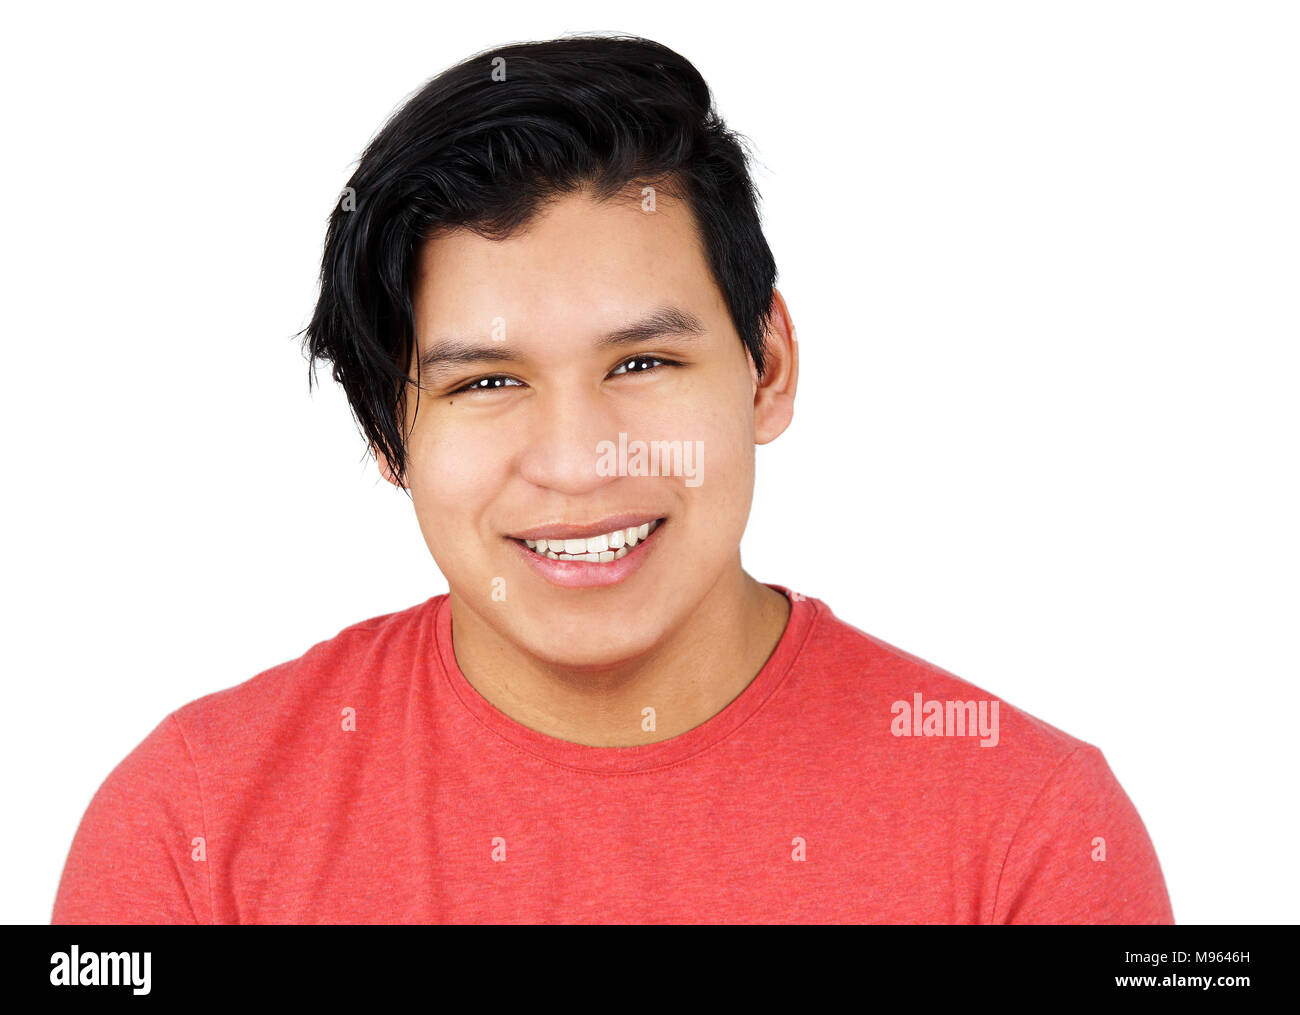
[431,584,819,774]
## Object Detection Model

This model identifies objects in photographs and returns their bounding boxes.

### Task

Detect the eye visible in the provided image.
[446,355,680,396]
[448,374,524,395]
[609,355,678,376]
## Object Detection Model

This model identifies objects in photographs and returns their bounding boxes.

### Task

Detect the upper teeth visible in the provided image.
[524,520,660,561]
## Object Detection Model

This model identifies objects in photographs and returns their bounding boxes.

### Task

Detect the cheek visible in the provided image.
[408,424,512,558]
[679,370,755,477]
[670,380,756,539]
[412,419,508,498]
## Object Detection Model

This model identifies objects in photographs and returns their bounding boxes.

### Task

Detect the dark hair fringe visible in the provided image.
[298,33,778,490]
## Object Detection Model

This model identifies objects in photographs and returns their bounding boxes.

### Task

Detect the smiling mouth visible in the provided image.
[515,518,664,562]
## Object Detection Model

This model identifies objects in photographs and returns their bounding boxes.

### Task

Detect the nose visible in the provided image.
[516,379,625,496]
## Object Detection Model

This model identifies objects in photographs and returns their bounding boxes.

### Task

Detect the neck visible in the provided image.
[447,563,791,747]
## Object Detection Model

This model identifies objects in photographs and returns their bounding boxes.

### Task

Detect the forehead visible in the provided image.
[412,187,717,324]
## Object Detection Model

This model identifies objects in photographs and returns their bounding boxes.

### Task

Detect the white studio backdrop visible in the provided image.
[1,0,1296,924]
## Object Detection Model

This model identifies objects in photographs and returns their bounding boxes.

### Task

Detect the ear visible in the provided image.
[372,442,406,489]
[752,288,798,445]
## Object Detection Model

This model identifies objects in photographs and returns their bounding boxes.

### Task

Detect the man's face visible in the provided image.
[390,187,766,668]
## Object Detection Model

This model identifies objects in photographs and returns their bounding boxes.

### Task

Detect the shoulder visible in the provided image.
[168,595,441,749]
[790,591,1110,803]
[72,595,441,799]
[53,596,443,923]
[799,592,1088,753]
[794,593,1171,921]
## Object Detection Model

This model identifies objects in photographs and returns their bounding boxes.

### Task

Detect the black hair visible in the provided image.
[299,33,778,491]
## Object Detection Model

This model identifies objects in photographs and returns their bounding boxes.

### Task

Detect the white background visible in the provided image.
[2,0,1295,924]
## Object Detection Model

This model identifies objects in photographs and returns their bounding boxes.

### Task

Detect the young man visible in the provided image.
[53,34,1173,924]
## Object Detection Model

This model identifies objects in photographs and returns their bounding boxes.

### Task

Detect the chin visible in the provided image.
[522,623,664,672]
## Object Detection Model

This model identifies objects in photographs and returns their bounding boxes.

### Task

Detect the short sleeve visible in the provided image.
[52,713,212,924]
[992,744,1174,924]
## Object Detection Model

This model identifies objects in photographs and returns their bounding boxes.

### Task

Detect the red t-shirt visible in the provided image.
[52,587,1174,923]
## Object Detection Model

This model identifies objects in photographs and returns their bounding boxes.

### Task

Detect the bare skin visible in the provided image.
[375,184,799,747]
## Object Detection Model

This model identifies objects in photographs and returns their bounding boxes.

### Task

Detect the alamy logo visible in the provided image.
[50,946,151,995]
[595,432,703,487]
[890,692,1000,746]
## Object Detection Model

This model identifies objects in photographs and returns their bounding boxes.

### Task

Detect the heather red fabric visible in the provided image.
[52,587,1174,924]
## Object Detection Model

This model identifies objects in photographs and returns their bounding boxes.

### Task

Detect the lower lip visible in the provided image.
[510,522,664,589]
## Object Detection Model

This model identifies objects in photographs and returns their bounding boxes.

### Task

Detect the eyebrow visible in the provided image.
[416,305,706,376]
